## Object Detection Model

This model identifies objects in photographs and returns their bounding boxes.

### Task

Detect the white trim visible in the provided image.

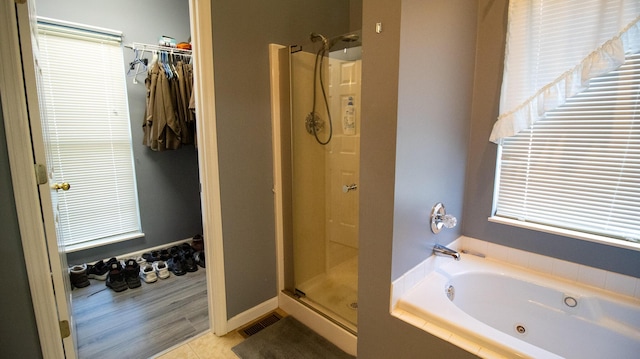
[188,0,229,336]
[227,297,279,332]
[0,2,65,358]
[269,43,287,292]
[488,216,640,252]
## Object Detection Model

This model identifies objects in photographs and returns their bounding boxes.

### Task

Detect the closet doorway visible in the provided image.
[22,0,217,357]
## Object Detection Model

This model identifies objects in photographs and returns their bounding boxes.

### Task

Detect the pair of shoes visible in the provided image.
[139,263,158,283]
[192,234,204,252]
[69,264,90,288]
[123,259,141,289]
[194,251,205,268]
[154,260,170,279]
[106,261,128,292]
[87,260,109,281]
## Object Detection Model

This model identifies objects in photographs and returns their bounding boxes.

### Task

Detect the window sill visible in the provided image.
[65,232,145,253]
[488,216,640,252]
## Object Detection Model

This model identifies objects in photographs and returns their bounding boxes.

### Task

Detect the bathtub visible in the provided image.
[395,253,640,358]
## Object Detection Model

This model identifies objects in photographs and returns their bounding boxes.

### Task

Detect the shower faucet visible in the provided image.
[430,202,457,234]
[433,244,461,261]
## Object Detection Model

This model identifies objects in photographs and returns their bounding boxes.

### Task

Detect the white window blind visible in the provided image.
[37,19,142,250]
[495,52,640,245]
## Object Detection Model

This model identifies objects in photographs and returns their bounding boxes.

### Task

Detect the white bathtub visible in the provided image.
[395,253,640,358]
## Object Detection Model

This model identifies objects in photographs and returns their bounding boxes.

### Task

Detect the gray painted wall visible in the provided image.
[392,0,477,280]
[462,0,640,279]
[210,0,350,319]
[35,0,202,265]
[0,101,44,358]
[357,0,479,358]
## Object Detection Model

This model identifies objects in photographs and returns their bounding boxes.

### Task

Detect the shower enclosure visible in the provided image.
[284,31,362,334]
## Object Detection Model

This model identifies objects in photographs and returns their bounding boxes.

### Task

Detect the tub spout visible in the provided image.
[433,244,460,261]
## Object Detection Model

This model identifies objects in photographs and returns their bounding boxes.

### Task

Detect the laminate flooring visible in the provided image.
[71,266,208,359]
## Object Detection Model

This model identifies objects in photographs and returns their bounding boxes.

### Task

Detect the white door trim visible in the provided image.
[1,1,228,358]
[188,0,229,336]
[0,1,66,358]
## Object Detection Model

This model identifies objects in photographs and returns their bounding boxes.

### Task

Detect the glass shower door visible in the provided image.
[289,37,362,333]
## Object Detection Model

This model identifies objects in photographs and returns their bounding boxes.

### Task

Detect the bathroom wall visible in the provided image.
[210,0,350,319]
[462,0,640,279]
[35,0,203,264]
[391,0,477,279]
[358,0,479,357]
[0,102,44,358]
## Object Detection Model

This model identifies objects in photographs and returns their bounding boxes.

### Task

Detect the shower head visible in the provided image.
[309,33,329,48]
[328,33,360,49]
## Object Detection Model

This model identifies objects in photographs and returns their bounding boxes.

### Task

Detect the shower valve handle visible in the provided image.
[343,183,358,193]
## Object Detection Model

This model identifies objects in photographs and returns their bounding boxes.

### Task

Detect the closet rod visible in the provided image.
[125,42,192,56]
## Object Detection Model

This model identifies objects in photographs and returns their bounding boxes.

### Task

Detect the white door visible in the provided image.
[327,56,362,250]
[16,2,78,358]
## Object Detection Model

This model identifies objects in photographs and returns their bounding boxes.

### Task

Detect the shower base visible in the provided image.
[296,255,358,333]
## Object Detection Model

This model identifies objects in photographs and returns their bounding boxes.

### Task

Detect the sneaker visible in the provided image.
[69,264,90,288]
[87,260,109,281]
[194,251,205,268]
[183,254,198,273]
[167,255,186,276]
[139,263,158,283]
[106,262,128,292]
[153,260,170,279]
[123,259,142,289]
[135,256,146,266]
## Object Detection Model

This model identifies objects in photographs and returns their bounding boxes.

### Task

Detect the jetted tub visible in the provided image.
[396,254,640,358]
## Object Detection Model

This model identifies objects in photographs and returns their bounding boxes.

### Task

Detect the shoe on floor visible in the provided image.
[87,260,109,281]
[153,260,170,279]
[124,259,142,289]
[106,262,127,292]
[139,263,158,283]
[69,264,90,288]
[192,234,204,252]
[168,255,186,276]
[194,251,205,268]
[183,255,198,273]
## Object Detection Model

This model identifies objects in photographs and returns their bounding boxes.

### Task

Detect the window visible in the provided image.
[490,1,640,249]
[37,18,142,251]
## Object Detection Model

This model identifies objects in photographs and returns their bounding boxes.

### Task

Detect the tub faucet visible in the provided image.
[433,244,460,261]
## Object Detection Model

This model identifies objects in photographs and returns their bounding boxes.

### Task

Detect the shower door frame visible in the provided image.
[269,43,358,356]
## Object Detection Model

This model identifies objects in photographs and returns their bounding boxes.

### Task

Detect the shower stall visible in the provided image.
[271,31,362,337]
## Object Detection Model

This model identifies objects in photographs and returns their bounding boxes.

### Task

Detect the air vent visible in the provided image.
[238,312,282,338]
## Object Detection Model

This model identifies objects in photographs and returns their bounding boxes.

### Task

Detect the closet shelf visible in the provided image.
[125,42,192,56]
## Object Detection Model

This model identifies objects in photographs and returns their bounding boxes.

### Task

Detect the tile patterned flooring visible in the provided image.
[154,331,243,359]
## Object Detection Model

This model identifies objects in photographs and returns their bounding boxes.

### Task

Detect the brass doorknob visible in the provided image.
[52,182,71,191]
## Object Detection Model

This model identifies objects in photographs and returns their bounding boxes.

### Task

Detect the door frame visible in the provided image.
[0,0,227,357]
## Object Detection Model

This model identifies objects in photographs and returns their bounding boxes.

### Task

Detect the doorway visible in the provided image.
[2,0,226,357]
[32,0,205,357]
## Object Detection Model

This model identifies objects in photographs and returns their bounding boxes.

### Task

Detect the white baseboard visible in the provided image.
[111,237,194,264]
[226,297,279,332]
[278,292,357,356]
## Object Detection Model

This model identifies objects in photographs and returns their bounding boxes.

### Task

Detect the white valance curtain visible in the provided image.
[490,0,640,143]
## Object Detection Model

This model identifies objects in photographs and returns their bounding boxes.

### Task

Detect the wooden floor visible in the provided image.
[71,266,209,359]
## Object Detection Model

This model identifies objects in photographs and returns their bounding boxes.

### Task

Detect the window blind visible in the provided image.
[37,20,142,249]
[495,52,640,244]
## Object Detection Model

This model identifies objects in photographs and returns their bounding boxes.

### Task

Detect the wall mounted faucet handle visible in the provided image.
[430,202,457,233]
[441,214,457,229]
